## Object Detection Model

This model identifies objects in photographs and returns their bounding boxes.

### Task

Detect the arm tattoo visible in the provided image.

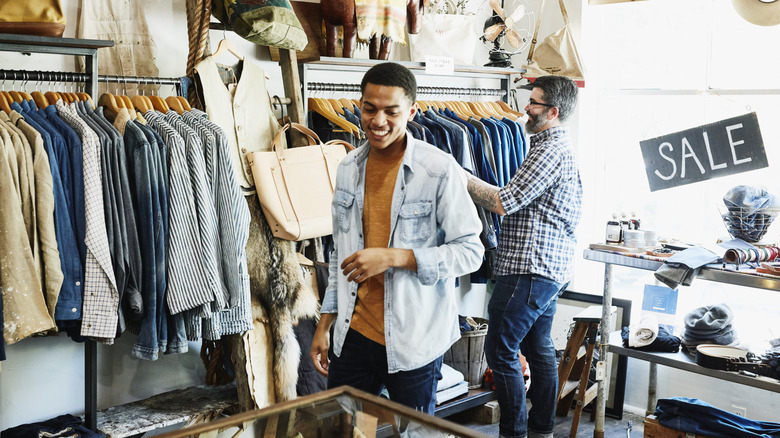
[467,176,502,213]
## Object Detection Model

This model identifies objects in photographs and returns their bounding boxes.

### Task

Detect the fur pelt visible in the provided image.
[245,195,320,402]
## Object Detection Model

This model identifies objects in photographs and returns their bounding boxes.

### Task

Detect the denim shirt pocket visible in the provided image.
[398,201,433,243]
[334,190,356,233]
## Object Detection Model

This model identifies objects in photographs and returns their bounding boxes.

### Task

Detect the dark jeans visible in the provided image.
[485,274,567,438]
[328,329,443,414]
[655,397,780,438]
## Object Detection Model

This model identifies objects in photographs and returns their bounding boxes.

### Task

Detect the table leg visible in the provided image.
[593,263,614,438]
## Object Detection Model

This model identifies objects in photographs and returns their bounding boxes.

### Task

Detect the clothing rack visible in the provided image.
[306,81,507,98]
[0,69,184,94]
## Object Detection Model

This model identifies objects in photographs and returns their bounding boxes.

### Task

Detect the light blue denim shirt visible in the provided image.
[322,136,485,373]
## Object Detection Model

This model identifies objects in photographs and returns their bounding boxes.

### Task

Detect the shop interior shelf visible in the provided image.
[607,332,780,393]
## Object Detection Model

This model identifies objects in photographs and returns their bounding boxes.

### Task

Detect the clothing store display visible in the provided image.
[627,314,659,348]
[621,325,681,353]
[682,303,739,355]
[211,0,308,51]
[0,0,66,37]
[654,246,720,290]
[76,0,159,95]
[0,414,104,438]
[194,56,280,192]
[247,122,354,241]
[522,0,585,85]
[654,397,780,437]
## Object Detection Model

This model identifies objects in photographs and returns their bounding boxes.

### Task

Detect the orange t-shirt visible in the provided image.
[350,150,404,345]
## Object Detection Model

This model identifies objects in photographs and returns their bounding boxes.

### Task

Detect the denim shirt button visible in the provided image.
[75,281,81,286]
[71,308,77,313]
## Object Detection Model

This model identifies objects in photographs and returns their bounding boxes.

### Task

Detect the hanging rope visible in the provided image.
[185,0,212,109]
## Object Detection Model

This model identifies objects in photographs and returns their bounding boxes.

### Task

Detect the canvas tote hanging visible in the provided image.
[408,0,477,65]
[247,123,354,241]
[522,0,585,87]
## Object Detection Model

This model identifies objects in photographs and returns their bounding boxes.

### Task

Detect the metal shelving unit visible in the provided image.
[0,33,114,431]
[584,248,780,436]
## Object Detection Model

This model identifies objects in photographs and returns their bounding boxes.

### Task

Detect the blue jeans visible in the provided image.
[328,329,443,414]
[655,397,780,437]
[486,274,567,438]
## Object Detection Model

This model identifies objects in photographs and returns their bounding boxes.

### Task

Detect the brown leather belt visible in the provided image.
[695,344,772,376]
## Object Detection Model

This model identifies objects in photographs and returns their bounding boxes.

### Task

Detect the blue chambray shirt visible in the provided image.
[321,136,485,373]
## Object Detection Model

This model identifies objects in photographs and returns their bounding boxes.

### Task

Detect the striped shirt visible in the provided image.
[57,101,119,342]
[496,126,582,284]
[163,111,227,312]
[185,109,252,339]
[144,111,214,315]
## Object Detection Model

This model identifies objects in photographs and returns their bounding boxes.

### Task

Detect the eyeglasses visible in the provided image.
[528,99,554,108]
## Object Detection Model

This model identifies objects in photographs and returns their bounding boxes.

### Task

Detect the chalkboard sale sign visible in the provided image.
[639,112,768,192]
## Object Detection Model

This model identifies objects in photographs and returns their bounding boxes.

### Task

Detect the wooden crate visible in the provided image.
[644,415,714,438]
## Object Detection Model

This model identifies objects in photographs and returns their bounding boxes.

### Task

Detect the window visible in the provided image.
[572,0,780,350]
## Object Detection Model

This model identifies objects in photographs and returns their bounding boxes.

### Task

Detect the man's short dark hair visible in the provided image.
[533,76,578,122]
[360,62,417,104]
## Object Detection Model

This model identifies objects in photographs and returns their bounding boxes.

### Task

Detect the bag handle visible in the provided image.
[271,122,323,152]
[526,0,570,64]
[324,139,356,151]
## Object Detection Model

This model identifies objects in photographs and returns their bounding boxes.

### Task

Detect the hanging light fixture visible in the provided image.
[732,0,780,26]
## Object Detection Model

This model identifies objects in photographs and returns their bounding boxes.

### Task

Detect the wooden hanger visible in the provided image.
[45,91,63,104]
[416,101,429,112]
[308,97,360,136]
[149,95,170,113]
[0,92,11,114]
[495,100,523,118]
[31,91,49,109]
[131,95,153,113]
[118,95,136,120]
[339,98,356,112]
[77,92,94,109]
[165,95,186,114]
[9,90,24,103]
[98,93,122,119]
[212,37,244,61]
[327,98,345,115]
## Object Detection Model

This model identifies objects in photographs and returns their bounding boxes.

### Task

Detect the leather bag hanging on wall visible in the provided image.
[522,0,585,87]
[0,0,66,37]
[211,0,308,51]
[408,0,477,65]
[247,123,354,241]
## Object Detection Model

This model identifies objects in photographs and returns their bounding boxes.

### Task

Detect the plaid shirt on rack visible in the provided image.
[496,126,582,284]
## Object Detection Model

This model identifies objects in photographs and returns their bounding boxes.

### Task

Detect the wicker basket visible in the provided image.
[443,317,488,389]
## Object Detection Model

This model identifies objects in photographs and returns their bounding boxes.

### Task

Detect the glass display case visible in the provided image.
[155,386,489,438]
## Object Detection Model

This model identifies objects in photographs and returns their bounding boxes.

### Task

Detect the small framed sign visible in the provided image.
[639,112,768,192]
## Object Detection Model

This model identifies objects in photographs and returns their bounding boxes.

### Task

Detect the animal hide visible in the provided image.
[245,195,320,402]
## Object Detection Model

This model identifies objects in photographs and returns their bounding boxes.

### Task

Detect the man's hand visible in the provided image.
[311,313,335,377]
[341,248,416,283]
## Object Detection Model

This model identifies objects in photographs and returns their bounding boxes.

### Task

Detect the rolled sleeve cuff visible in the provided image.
[321,289,338,314]
[499,185,520,215]
[413,247,438,286]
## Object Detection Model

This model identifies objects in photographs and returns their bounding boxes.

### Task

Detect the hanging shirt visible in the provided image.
[56,100,119,343]
[0,115,54,345]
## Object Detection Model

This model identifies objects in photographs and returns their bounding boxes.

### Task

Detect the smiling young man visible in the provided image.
[465,75,583,438]
[310,62,484,414]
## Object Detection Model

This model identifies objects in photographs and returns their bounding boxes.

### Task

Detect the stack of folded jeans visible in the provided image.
[681,303,738,354]
[654,246,720,290]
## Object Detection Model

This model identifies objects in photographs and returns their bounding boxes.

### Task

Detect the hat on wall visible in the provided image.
[731,0,780,26]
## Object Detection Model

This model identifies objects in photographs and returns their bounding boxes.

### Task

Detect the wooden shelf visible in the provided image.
[434,387,496,419]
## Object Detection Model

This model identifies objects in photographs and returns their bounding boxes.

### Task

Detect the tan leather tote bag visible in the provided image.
[522,0,585,86]
[247,123,354,241]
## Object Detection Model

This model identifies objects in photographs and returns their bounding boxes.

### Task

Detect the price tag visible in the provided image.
[424,56,455,75]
